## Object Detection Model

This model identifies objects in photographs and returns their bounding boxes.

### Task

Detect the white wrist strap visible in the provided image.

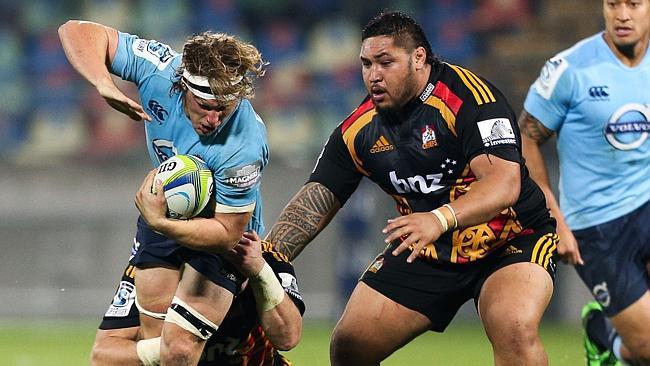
[430,209,449,232]
[136,337,161,366]
[442,204,458,229]
[250,262,285,312]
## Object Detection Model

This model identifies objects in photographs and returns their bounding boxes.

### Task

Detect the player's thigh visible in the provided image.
[174,263,235,326]
[135,265,180,337]
[135,265,180,307]
[332,282,431,359]
[479,262,553,343]
[611,291,650,358]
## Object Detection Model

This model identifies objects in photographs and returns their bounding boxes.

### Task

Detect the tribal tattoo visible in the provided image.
[518,111,554,145]
[265,182,340,260]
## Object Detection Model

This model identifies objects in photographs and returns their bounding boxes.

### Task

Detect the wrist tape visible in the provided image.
[251,262,285,312]
[136,337,161,366]
[431,204,458,233]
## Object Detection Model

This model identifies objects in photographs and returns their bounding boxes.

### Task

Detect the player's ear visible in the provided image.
[413,46,426,70]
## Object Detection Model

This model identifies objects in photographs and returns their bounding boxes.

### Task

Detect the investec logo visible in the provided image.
[370,135,394,153]
[389,171,444,194]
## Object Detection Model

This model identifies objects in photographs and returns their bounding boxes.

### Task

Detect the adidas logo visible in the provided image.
[502,245,523,257]
[370,135,395,153]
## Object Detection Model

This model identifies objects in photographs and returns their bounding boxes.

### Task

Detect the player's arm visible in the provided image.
[135,169,250,252]
[519,109,555,195]
[519,109,583,265]
[224,231,302,350]
[58,20,150,121]
[264,117,363,260]
[265,182,341,260]
[58,20,118,90]
[91,328,141,366]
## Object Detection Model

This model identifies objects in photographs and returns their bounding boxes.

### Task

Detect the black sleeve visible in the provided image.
[456,88,522,164]
[262,251,306,316]
[307,126,363,205]
[98,265,141,330]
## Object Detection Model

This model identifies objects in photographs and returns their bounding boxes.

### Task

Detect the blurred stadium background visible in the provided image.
[0,0,602,364]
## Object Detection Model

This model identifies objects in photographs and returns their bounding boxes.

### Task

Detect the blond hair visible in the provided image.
[173,32,267,102]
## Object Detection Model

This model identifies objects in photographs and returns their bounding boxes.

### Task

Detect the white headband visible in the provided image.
[182,69,243,101]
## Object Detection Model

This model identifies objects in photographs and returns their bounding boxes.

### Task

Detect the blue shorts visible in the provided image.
[573,200,650,317]
[129,216,243,294]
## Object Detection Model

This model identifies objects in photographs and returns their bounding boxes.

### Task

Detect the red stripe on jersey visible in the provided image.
[341,97,375,134]
[433,81,463,115]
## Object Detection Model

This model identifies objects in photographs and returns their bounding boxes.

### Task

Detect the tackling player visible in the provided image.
[90,231,304,366]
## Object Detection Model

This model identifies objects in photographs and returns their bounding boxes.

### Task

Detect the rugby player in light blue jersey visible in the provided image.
[519,1,650,364]
[58,21,298,366]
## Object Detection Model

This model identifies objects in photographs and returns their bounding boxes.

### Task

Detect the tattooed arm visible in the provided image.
[265,182,342,260]
[519,110,583,265]
[519,110,555,189]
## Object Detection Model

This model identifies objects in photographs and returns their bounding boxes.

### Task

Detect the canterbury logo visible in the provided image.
[370,135,394,153]
[588,86,609,99]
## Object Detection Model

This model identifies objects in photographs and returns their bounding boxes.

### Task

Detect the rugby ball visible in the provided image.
[154,155,214,219]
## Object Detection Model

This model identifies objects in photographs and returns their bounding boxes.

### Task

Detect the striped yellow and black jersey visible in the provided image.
[309,62,552,264]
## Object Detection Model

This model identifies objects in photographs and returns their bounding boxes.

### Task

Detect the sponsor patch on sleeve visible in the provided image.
[132,39,176,70]
[104,281,136,318]
[222,161,262,188]
[533,56,568,100]
[477,118,517,147]
[279,272,302,301]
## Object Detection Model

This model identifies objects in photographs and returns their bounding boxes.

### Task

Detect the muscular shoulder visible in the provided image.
[116,31,180,70]
[112,31,181,86]
[439,63,504,105]
[531,33,604,99]
[434,63,515,133]
[554,32,604,69]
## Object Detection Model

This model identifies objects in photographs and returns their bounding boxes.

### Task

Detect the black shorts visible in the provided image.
[129,216,243,294]
[99,264,140,330]
[573,200,650,317]
[361,224,558,332]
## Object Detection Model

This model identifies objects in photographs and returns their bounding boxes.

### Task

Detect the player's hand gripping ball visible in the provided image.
[153,155,214,219]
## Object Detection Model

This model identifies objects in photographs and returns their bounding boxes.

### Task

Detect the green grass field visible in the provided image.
[0,319,585,365]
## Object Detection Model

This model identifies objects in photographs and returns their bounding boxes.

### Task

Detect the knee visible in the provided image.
[330,327,377,365]
[330,327,356,360]
[489,321,541,355]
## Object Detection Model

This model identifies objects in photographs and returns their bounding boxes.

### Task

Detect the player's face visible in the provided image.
[603,0,650,49]
[360,36,419,113]
[183,91,239,136]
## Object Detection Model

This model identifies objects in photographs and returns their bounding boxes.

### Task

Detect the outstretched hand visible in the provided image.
[383,212,445,263]
[97,83,152,122]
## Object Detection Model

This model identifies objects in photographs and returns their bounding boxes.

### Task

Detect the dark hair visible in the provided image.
[361,11,439,65]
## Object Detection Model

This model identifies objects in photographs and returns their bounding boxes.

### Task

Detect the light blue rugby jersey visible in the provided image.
[524,32,650,230]
[111,32,269,234]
